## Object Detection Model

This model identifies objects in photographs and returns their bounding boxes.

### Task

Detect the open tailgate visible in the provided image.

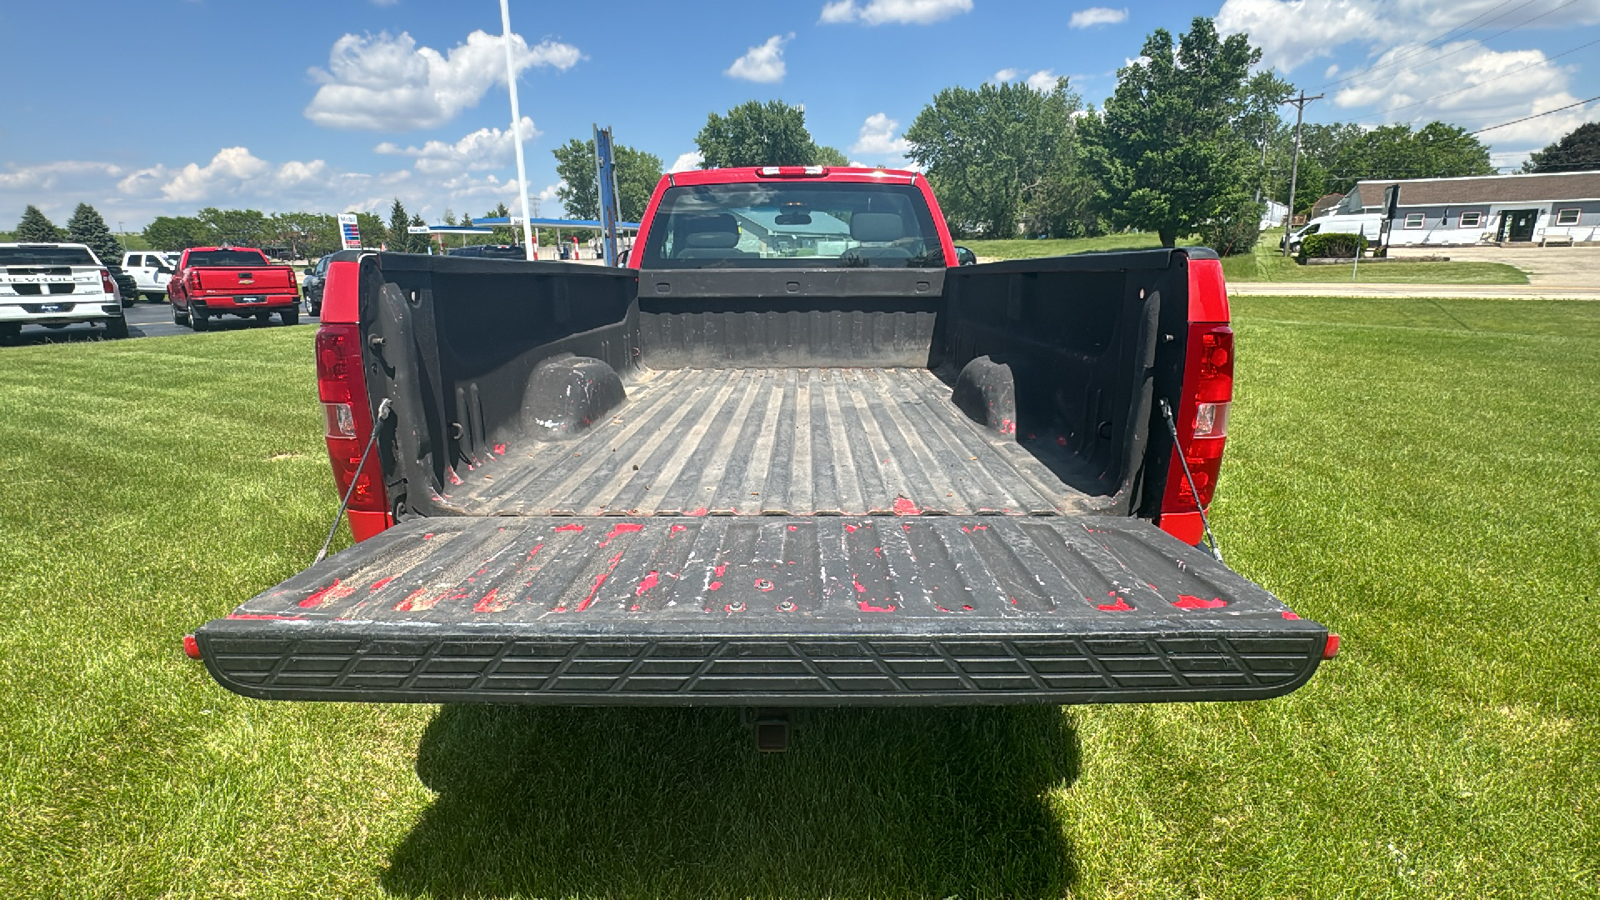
[194,516,1331,706]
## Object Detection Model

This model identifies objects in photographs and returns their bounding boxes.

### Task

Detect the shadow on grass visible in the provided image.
[382,704,1079,899]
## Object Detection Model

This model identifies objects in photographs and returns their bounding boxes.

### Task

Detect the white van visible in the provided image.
[1282,212,1383,254]
[1,243,129,340]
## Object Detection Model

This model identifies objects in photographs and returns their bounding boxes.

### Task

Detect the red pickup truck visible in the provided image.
[189,167,1333,725]
[167,247,300,331]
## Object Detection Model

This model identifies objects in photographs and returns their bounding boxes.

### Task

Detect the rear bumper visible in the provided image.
[0,300,123,324]
[195,621,1328,706]
[192,294,298,312]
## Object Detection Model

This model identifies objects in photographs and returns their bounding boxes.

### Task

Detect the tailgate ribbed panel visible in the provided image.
[455,368,1098,517]
[198,516,1328,705]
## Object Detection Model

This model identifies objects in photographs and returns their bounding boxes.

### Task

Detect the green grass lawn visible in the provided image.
[964,230,1530,286]
[3,302,1598,897]
[961,231,1182,258]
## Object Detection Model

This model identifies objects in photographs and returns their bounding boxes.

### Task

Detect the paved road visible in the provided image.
[5,300,318,346]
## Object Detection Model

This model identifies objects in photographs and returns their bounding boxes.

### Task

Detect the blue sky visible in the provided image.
[3,0,1598,229]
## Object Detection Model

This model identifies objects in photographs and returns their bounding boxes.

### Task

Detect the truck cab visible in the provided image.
[121,251,176,301]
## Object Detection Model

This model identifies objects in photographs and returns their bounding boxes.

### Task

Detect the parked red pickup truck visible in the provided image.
[167,247,299,330]
[189,167,1333,724]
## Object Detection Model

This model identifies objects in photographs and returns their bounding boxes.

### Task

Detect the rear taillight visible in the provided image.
[288,269,298,290]
[1164,325,1233,502]
[1160,257,1234,545]
[99,269,116,295]
[316,324,388,517]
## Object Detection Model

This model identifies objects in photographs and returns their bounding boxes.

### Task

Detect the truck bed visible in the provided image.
[451,366,1103,517]
[194,252,1333,707]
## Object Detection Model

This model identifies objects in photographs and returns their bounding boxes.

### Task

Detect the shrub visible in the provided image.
[1199,199,1264,257]
[1299,231,1367,260]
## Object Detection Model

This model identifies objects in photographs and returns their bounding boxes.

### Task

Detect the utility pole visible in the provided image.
[1281,90,1323,257]
[499,0,536,262]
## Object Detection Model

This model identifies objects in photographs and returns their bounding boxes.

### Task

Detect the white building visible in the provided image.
[1340,170,1600,246]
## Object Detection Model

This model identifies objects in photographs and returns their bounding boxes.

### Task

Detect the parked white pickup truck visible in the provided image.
[0,243,129,341]
[121,251,179,301]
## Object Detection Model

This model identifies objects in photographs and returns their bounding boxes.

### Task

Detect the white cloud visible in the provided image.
[1333,40,1599,149]
[1218,0,1600,73]
[1217,0,1386,71]
[668,151,704,172]
[849,113,912,164]
[2,136,555,230]
[820,0,858,22]
[1069,7,1127,28]
[818,0,972,25]
[375,117,540,174]
[1026,70,1061,92]
[992,67,1020,83]
[726,34,790,83]
[536,181,564,206]
[0,161,124,192]
[304,30,582,131]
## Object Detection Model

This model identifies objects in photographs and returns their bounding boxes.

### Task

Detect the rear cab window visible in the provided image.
[185,249,270,267]
[0,246,98,266]
[640,181,945,268]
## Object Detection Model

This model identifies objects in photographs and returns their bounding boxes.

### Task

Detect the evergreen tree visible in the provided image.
[16,205,63,242]
[408,214,428,254]
[484,203,517,245]
[66,204,137,301]
[387,198,411,252]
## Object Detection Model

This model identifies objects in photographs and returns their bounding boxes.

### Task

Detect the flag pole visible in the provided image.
[500,0,536,261]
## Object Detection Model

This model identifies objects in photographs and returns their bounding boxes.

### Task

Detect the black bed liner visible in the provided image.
[447,367,1105,517]
[197,515,1330,706]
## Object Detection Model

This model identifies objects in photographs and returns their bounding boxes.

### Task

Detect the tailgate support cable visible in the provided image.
[314,398,392,565]
[1158,398,1223,562]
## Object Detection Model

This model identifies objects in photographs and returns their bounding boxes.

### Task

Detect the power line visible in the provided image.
[1469,94,1600,134]
[1333,0,1581,95]
[1318,0,1533,90]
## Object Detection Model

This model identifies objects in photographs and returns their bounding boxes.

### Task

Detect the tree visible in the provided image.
[552,139,665,223]
[387,198,413,252]
[355,211,386,250]
[906,79,1088,238]
[66,204,137,300]
[1239,71,1294,202]
[196,207,268,247]
[813,145,850,167]
[15,205,64,242]
[1080,17,1260,247]
[1272,121,1492,199]
[143,216,209,250]
[483,203,517,245]
[409,214,428,253]
[696,100,840,168]
[1523,122,1600,173]
[266,212,338,259]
